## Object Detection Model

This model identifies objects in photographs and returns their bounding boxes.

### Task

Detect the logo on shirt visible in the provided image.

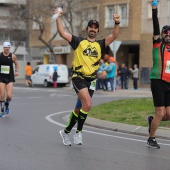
[166,47,170,52]
[165,60,170,74]
[83,45,98,58]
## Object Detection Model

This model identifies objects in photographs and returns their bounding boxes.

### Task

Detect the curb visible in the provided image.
[62,114,170,140]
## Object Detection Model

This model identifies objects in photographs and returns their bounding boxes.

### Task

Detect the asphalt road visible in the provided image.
[0,86,170,170]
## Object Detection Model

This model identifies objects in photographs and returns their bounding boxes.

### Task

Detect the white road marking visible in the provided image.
[49,93,57,97]
[27,97,43,99]
[45,110,170,146]
[132,126,142,132]
[49,93,72,97]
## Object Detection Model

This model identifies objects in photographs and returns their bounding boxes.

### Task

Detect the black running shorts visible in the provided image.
[0,77,15,84]
[151,79,170,107]
[72,77,94,97]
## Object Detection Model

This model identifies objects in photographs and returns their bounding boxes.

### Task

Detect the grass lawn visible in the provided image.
[89,98,170,128]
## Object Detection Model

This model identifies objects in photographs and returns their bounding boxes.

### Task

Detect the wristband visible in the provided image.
[115,22,120,25]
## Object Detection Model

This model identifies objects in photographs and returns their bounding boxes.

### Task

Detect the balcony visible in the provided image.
[0,0,26,5]
[0,19,26,29]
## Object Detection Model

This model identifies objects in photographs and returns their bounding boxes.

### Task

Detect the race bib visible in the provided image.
[89,79,96,91]
[165,61,170,74]
[1,65,10,74]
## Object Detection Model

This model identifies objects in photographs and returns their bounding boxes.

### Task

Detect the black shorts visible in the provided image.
[0,76,15,84]
[72,77,95,97]
[151,79,170,107]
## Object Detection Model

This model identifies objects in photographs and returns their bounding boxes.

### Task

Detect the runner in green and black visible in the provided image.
[147,1,170,149]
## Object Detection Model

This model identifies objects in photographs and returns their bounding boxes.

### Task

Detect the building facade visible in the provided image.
[27,0,170,86]
[51,0,142,83]
[140,0,170,85]
[0,0,27,61]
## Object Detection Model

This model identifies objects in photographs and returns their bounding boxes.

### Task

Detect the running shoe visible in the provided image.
[147,137,160,149]
[5,106,10,114]
[0,109,5,117]
[73,132,82,145]
[59,130,71,146]
[147,116,153,134]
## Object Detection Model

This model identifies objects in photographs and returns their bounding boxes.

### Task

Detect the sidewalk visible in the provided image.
[15,78,170,140]
[15,78,26,86]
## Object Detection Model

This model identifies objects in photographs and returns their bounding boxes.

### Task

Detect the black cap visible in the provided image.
[87,19,99,28]
[162,25,170,33]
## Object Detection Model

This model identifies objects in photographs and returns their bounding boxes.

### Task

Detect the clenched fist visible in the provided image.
[113,14,120,24]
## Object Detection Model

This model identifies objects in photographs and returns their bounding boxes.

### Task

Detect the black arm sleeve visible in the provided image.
[152,8,160,35]
[69,35,83,50]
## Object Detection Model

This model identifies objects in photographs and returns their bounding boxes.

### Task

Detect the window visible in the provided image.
[82,7,98,29]
[105,5,115,27]
[0,7,10,17]
[32,15,42,30]
[105,3,128,27]
[16,5,26,17]
[33,67,39,74]
[118,4,128,27]
[0,33,10,42]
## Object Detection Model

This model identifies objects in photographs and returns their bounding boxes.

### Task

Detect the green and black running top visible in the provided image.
[69,35,105,80]
[150,37,170,82]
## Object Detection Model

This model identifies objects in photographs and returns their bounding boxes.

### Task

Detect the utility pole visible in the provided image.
[25,0,30,61]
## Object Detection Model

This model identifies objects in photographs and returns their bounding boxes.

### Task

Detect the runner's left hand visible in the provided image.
[113,14,120,23]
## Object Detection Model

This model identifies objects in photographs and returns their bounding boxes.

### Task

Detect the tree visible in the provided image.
[27,0,89,63]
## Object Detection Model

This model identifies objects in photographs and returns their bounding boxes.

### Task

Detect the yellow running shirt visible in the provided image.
[70,35,105,80]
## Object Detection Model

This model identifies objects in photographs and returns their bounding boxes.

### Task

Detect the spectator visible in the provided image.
[103,54,109,66]
[103,56,117,91]
[96,59,106,90]
[52,69,58,88]
[25,62,32,87]
[119,63,128,89]
[125,67,131,89]
[116,65,121,89]
[130,64,139,90]
[102,54,109,90]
